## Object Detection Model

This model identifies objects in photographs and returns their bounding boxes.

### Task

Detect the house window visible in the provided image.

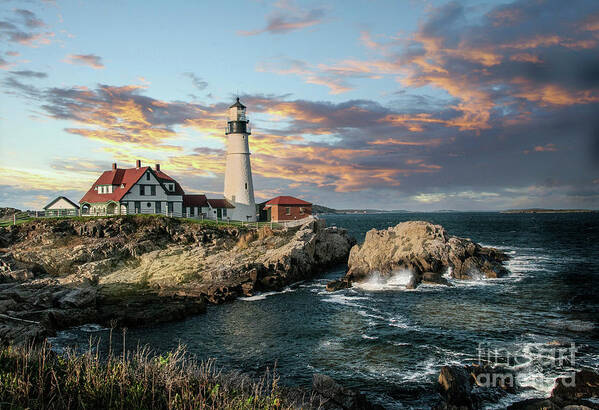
[168,202,174,213]
[140,185,145,196]
[150,185,156,196]
[134,201,140,214]
[300,207,305,214]
[190,207,195,216]
[156,202,161,214]
[146,173,150,181]
[147,202,151,208]
[223,209,227,217]
[285,207,291,215]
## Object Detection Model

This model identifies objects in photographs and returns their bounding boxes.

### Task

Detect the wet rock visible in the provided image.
[438,365,473,408]
[326,278,352,292]
[312,373,383,410]
[552,368,599,406]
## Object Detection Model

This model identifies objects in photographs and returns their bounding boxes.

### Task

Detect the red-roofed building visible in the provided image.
[262,196,312,222]
[80,160,186,216]
[80,160,239,220]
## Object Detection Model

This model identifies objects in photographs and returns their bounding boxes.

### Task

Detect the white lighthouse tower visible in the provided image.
[224,98,256,222]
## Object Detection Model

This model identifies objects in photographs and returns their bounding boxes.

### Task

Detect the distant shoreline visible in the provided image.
[312,204,598,215]
[500,209,597,214]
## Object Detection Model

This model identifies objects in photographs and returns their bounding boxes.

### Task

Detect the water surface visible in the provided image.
[53,212,599,408]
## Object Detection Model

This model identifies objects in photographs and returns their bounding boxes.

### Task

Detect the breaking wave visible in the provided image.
[353,269,415,291]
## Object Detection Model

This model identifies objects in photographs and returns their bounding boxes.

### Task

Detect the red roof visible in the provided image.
[207,199,235,209]
[265,196,312,206]
[80,166,184,204]
[183,194,208,207]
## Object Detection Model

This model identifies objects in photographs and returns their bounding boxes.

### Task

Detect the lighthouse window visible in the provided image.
[245,183,247,190]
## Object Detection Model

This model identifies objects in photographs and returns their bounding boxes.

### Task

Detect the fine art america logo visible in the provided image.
[475,342,578,388]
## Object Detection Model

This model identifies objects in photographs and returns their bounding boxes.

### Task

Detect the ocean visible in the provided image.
[52,212,599,408]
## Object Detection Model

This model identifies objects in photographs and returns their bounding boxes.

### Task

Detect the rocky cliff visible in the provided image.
[327,221,508,291]
[0,216,355,345]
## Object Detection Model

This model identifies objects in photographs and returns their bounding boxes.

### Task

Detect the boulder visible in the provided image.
[552,368,599,406]
[311,373,382,410]
[330,221,508,290]
[326,278,352,292]
[438,365,473,408]
[58,287,97,308]
[507,368,599,409]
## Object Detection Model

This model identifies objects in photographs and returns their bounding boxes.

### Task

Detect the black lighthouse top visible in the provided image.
[229,97,246,109]
[226,98,251,135]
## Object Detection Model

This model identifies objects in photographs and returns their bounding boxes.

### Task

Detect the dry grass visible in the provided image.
[0,333,291,409]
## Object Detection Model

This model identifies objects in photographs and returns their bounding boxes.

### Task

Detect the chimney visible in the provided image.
[136,159,141,169]
[155,163,160,172]
[112,162,117,171]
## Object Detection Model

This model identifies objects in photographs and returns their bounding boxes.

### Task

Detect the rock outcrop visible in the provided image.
[508,368,599,409]
[0,215,355,345]
[328,221,508,290]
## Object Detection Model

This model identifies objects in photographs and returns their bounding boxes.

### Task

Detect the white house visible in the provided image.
[43,196,80,217]
[80,161,184,217]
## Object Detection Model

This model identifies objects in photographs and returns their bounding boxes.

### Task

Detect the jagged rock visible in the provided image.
[328,221,508,290]
[326,278,352,292]
[438,365,473,408]
[312,374,383,410]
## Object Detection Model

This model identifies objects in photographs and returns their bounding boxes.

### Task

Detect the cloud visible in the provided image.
[533,143,558,152]
[63,54,104,69]
[238,0,325,36]
[9,70,47,78]
[15,9,45,28]
[182,72,208,91]
[0,9,53,46]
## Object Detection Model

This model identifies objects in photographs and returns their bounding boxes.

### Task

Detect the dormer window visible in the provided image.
[146,173,150,181]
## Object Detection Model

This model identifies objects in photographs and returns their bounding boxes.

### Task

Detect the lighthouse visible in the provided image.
[223,98,257,222]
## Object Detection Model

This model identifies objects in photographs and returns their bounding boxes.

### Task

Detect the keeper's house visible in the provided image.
[263,196,312,222]
[79,160,232,219]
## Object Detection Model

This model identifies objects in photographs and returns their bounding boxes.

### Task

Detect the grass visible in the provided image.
[0,335,294,409]
[0,212,33,227]
[0,214,282,230]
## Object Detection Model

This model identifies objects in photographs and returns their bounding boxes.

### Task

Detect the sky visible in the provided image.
[1,0,598,211]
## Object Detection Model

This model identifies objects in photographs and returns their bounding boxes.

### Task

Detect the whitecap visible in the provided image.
[321,293,369,307]
[546,319,595,333]
[239,287,296,301]
[77,323,108,332]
